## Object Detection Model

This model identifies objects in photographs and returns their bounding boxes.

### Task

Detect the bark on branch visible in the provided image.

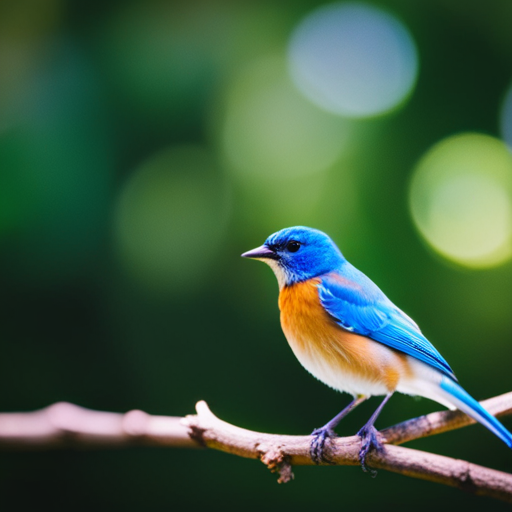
[1,392,511,502]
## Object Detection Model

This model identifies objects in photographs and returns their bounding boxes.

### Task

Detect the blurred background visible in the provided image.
[1,0,512,510]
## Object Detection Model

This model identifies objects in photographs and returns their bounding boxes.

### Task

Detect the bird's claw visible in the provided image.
[310,427,337,464]
[357,424,383,477]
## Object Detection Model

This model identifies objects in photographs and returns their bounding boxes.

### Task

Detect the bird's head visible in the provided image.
[242,226,345,288]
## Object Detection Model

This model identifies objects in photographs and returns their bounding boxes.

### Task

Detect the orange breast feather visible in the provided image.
[278,279,410,394]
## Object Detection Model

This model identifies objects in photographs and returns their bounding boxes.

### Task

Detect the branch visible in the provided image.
[381,390,512,445]
[0,402,197,449]
[1,392,511,502]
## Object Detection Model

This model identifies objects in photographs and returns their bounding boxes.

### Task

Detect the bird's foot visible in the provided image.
[356,424,384,477]
[310,426,337,464]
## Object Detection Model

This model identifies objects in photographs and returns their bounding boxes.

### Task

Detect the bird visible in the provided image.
[241,226,512,470]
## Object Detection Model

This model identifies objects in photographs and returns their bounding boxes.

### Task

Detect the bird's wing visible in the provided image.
[318,271,456,380]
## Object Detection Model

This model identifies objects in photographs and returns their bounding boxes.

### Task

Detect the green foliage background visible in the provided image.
[1,1,511,510]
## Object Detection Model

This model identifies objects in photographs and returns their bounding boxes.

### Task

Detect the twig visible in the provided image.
[0,392,511,501]
[381,391,512,445]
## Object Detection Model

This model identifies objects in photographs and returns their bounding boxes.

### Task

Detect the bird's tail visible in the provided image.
[439,376,512,448]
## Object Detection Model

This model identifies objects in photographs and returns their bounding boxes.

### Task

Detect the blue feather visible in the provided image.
[318,264,456,380]
[440,377,512,448]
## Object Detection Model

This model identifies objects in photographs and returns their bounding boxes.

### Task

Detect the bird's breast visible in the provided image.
[278,278,411,396]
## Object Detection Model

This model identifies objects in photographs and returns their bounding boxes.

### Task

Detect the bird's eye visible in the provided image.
[286,240,301,253]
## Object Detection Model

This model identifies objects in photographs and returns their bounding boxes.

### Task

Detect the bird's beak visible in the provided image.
[241,245,278,260]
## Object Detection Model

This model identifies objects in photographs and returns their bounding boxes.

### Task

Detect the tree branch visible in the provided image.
[1,392,511,502]
[0,402,196,450]
[381,390,512,445]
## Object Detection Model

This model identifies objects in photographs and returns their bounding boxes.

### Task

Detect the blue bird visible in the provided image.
[242,226,512,468]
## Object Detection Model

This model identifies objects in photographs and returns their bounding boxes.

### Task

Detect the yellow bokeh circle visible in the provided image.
[409,133,512,268]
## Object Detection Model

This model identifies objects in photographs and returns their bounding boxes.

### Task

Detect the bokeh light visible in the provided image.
[500,80,512,150]
[409,133,512,268]
[288,2,418,118]
[220,55,350,179]
[114,145,230,294]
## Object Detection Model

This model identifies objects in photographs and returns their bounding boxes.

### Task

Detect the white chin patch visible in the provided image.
[259,258,290,289]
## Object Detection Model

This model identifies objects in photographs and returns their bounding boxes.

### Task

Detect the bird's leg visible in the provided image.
[357,392,393,475]
[310,395,368,464]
